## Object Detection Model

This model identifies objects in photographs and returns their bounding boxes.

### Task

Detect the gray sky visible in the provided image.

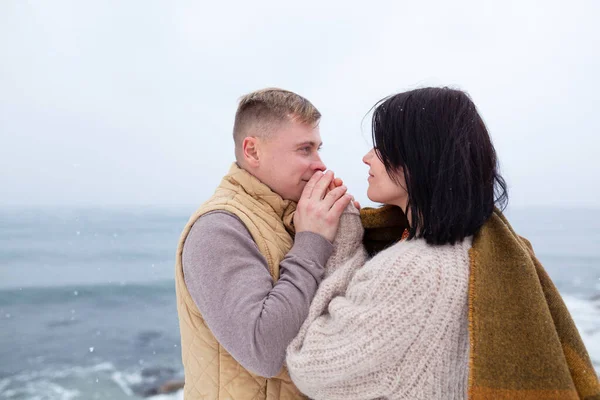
[1,0,599,208]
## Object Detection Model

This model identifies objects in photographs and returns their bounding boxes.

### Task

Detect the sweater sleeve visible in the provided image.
[286,245,448,400]
[324,203,366,278]
[183,211,333,377]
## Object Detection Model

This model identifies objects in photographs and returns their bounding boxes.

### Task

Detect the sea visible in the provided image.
[0,206,599,400]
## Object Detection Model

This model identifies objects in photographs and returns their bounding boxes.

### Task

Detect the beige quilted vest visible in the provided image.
[175,163,308,400]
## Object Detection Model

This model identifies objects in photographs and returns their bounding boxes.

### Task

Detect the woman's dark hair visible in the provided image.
[371,87,508,245]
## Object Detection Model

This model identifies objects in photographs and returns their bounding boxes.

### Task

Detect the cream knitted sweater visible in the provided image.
[286,206,472,400]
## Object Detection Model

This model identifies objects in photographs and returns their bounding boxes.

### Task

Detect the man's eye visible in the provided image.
[300,147,311,153]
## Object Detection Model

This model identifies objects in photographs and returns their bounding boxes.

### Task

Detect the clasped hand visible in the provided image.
[294,171,359,243]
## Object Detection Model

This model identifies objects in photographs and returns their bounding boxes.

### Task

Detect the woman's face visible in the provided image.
[363,148,409,210]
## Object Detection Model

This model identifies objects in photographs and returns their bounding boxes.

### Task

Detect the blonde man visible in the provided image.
[175,88,351,399]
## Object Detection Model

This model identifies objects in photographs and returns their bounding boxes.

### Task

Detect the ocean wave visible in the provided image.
[0,362,182,400]
[110,370,137,396]
[147,389,184,400]
[7,362,116,383]
[1,380,80,400]
[563,294,600,370]
[0,281,175,307]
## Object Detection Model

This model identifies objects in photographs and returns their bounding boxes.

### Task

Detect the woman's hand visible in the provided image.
[328,175,361,209]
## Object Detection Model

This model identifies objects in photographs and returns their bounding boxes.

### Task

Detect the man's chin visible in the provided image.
[277,188,302,203]
[291,182,307,203]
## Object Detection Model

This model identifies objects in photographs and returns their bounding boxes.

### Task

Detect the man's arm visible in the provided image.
[182,211,333,377]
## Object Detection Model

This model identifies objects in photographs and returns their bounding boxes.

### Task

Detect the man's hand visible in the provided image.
[295,171,352,242]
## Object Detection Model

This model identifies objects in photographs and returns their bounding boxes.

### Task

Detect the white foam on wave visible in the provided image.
[3,360,184,399]
[148,389,184,400]
[2,380,80,400]
[563,294,600,371]
[10,361,116,382]
[110,370,140,396]
[0,378,10,393]
[1,362,117,400]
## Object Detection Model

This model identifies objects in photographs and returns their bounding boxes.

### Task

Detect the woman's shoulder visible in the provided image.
[366,236,474,273]
[347,236,472,304]
[376,235,473,256]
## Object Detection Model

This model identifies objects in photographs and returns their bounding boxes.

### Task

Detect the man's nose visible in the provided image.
[311,154,326,172]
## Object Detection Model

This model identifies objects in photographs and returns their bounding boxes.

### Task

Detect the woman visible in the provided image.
[286,87,599,400]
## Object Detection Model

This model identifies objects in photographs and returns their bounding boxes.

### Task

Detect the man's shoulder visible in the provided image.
[182,210,263,269]
[196,210,243,225]
[187,210,253,243]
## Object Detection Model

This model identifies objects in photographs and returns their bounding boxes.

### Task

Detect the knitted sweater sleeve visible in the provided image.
[286,205,369,358]
[324,203,367,278]
[286,240,462,400]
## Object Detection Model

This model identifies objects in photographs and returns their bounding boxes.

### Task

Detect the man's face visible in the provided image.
[256,121,326,202]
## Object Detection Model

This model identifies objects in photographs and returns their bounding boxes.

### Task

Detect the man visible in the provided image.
[174,88,352,399]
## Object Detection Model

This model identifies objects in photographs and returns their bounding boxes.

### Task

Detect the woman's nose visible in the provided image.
[363,149,373,165]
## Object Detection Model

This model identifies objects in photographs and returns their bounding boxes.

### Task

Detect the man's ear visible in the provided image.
[242,137,260,168]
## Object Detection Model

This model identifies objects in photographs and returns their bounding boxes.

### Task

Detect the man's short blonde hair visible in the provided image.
[233,88,321,159]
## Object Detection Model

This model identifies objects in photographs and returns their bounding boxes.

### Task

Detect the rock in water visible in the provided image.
[157,380,185,394]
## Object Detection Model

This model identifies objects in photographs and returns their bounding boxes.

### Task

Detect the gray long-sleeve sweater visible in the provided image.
[182,211,333,377]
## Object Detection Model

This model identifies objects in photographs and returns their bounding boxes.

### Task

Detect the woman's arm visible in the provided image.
[286,244,448,400]
[324,203,366,277]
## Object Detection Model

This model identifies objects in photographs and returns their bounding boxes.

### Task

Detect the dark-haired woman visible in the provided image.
[286,88,599,400]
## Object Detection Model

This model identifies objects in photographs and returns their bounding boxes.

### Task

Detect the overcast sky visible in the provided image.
[1,0,599,209]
